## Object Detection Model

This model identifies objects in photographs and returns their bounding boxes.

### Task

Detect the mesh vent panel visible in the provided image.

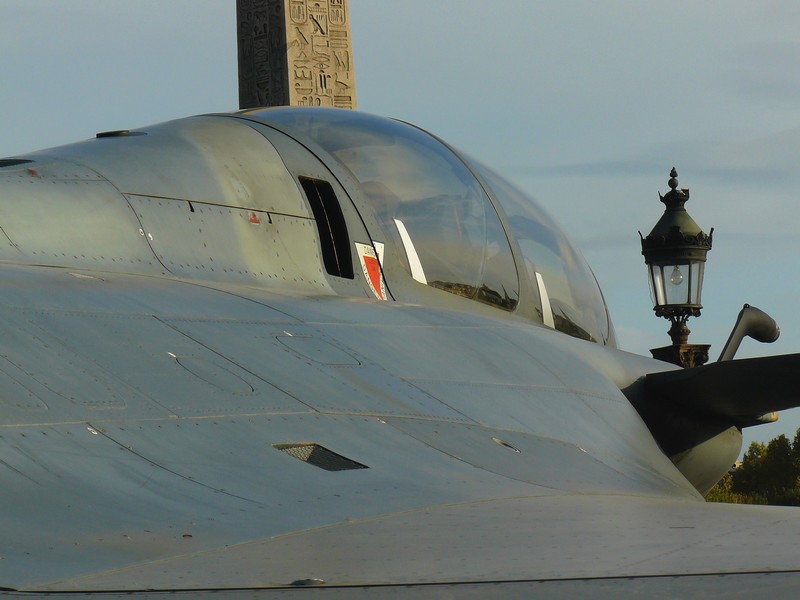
[274,443,368,471]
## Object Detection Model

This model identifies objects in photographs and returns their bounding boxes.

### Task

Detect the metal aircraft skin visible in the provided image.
[0,107,799,598]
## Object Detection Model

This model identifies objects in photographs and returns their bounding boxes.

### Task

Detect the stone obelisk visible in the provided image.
[237,0,357,110]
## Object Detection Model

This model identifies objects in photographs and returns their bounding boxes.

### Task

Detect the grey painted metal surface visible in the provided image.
[0,108,799,595]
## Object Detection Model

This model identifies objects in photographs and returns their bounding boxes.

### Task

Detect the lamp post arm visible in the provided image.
[717,304,780,362]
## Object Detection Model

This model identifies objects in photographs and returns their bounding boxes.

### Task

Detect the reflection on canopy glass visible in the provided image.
[470,160,614,346]
[264,108,519,311]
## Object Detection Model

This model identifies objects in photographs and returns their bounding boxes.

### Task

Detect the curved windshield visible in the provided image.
[261,108,519,311]
[470,160,614,345]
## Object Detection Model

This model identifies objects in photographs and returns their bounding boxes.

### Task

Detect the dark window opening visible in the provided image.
[0,159,33,168]
[299,176,354,279]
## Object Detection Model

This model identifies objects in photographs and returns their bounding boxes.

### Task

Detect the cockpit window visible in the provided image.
[471,160,614,345]
[263,109,519,311]
[254,108,613,345]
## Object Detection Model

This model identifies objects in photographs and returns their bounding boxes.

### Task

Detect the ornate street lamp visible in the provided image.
[640,168,713,368]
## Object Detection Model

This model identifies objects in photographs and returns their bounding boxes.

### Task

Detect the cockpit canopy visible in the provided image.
[254,108,614,346]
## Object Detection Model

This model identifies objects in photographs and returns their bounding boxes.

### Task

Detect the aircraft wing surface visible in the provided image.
[646,353,800,421]
[1,263,800,597]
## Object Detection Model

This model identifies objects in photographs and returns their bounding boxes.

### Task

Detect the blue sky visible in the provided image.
[2,1,800,448]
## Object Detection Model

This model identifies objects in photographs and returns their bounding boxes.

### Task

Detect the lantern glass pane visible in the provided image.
[649,264,666,307]
[664,263,689,305]
[690,261,705,305]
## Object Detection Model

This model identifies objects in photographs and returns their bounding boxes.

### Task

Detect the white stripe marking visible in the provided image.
[536,272,555,328]
[394,219,427,284]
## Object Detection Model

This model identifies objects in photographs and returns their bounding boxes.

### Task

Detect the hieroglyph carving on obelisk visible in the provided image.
[237,0,357,109]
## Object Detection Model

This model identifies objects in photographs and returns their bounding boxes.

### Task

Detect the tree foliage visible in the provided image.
[706,429,800,505]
